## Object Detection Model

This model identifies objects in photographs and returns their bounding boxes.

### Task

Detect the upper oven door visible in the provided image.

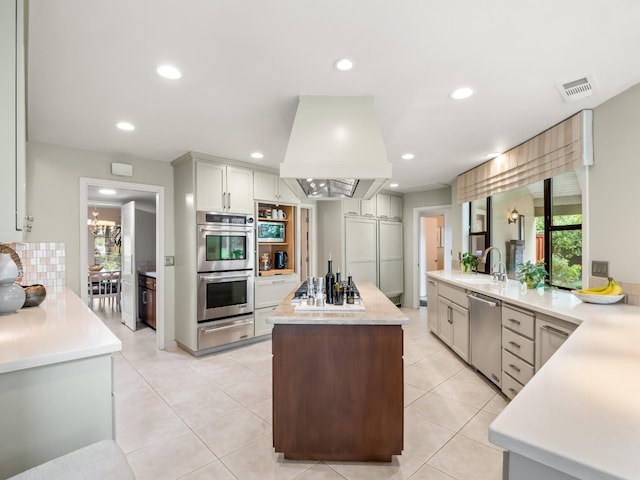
[197,270,255,322]
[197,224,255,272]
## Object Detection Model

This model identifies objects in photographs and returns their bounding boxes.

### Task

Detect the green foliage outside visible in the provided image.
[535,215,582,289]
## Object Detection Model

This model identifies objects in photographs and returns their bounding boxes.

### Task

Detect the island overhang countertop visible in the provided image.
[266,281,409,325]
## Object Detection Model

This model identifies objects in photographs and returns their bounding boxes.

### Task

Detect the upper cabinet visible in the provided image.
[196,161,254,214]
[253,171,299,204]
[375,193,402,220]
[0,0,27,241]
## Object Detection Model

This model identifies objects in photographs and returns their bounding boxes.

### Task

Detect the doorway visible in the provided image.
[80,178,166,350]
[412,205,452,309]
[419,215,444,306]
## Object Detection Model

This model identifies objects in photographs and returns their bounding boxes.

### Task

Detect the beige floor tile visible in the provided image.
[248,397,273,424]
[291,463,348,480]
[404,383,427,406]
[126,430,216,480]
[195,408,271,457]
[404,351,465,392]
[431,368,498,409]
[223,374,272,407]
[458,410,501,450]
[179,460,238,480]
[483,393,509,415]
[406,392,479,432]
[427,435,503,480]
[403,410,456,462]
[221,434,317,480]
[170,385,244,428]
[407,463,455,480]
[191,354,264,388]
[326,452,424,480]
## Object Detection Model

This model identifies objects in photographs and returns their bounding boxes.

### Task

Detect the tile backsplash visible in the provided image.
[1,242,65,287]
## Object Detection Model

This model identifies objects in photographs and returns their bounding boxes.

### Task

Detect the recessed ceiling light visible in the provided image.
[155,64,182,80]
[450,87,473,100]
[250,152,264,159]
[485,152,502,159]
[389,183,399,188]
[333,58,354,71]
[99,188,117,195]
[401,153,414,160]
[306,178,313,182]
[116,122,135,131]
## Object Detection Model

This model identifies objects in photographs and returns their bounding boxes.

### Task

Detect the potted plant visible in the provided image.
[517,259,548,288]
[461,252,479,273]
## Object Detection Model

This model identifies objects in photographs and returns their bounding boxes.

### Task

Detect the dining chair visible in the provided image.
[88,271,121,311]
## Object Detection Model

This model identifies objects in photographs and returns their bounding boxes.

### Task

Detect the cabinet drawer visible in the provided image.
[254,306,276,337]
[255,278,298,308]
[438,282,468,308]
[502,372,524,400]
[502,349,534,385]
[502,327,534,364]
[502,305,534,339]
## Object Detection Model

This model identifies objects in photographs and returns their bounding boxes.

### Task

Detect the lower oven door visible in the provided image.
[198,315,254,351]
[197,270,254,322]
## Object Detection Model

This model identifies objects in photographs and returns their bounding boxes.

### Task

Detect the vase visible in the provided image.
[0,253,25,315]
[463,264,472,273]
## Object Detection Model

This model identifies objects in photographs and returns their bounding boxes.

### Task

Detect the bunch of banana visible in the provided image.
[578,277,623,295]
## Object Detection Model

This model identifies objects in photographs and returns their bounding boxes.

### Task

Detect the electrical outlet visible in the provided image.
[164,255,175,266]
[591,260,608,278]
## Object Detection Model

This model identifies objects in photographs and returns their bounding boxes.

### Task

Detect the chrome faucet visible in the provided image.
[481,247,507,282]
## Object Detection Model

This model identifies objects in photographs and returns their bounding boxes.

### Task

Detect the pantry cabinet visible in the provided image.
[0,0,26,242]
[196,161,253,214]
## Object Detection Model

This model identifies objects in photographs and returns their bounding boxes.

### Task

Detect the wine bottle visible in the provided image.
[347,272,355,304]
[325,256,335,304]
[334,269,343,304]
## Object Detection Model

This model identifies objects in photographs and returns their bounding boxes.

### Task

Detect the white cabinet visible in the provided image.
[253,170,299,204]
[535,314,576,372]
[378,220,403,298]
[196,161,253,213]
[361,197,377,217]
[0,0,26,241]
[501,304,536,399]
[254,276,299,336]
[345,217,378,285]
[426,278,439,334]
[437,283,469,362]
[343,198,360,216]
[375,193,402,220]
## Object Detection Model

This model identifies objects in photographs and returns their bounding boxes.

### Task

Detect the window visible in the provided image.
[544,171,582,289]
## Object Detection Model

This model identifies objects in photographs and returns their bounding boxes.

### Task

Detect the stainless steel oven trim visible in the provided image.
[197,223,255,272]
[197,270,255,323]
[198,315,255,351]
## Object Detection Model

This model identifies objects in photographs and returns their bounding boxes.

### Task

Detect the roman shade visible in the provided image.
[457,110,593,204]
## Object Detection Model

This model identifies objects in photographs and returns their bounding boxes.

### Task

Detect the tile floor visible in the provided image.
[97,306,508,480]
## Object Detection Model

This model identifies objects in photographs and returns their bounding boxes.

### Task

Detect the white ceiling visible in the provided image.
[26,0,640,193]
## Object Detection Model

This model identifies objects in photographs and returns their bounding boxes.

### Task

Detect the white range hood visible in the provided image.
[280,96,392,199]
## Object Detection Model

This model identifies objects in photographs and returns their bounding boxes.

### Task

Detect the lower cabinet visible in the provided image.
[437,283,469,362]
[426,278,439,334]
[535,313,576,372]
[254,276,299,337]
[501,305,535,400]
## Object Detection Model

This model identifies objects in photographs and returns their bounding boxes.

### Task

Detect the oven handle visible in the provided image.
[198,225,254,234]
[201,318,253,333]
[199,274,253,282]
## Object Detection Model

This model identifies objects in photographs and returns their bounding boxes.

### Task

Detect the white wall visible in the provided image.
[591,83,640,284]
[26,141,176,341]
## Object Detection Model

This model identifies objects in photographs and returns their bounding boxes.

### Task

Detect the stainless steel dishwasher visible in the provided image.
[468,292,502,387]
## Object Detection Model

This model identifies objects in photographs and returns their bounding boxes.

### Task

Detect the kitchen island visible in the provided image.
[267,282,409,461]
[0,287,122,478]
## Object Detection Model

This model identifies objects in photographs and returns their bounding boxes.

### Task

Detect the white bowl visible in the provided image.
[571,290,625,304]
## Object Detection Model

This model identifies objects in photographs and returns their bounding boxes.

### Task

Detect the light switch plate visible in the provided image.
[591,260,608,278]
[164,256,175,266]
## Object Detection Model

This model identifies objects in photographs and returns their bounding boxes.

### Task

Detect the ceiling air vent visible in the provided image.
[556,76,594,103]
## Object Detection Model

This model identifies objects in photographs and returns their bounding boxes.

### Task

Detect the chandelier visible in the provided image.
[88,206,116,236]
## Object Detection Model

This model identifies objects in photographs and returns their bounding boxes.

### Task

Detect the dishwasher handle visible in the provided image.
[467,293,499,308]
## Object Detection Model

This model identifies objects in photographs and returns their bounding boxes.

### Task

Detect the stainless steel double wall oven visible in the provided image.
[196,211,255,350]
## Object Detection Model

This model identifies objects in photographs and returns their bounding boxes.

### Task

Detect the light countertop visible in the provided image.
[428,270,640,479]
[267,282,409,325]
[0,287,122,374]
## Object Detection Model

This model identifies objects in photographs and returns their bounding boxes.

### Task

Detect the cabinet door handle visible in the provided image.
[448,306,453,324]
[508,318,521,325]
[541,325,569,337]
[227,192,231,209]
[508,388,518,394]
[142,290,147,304]
[508,364,521,373]
[508,341,521,349]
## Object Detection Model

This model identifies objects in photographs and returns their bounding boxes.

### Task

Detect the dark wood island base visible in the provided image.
[272,323,404,462]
